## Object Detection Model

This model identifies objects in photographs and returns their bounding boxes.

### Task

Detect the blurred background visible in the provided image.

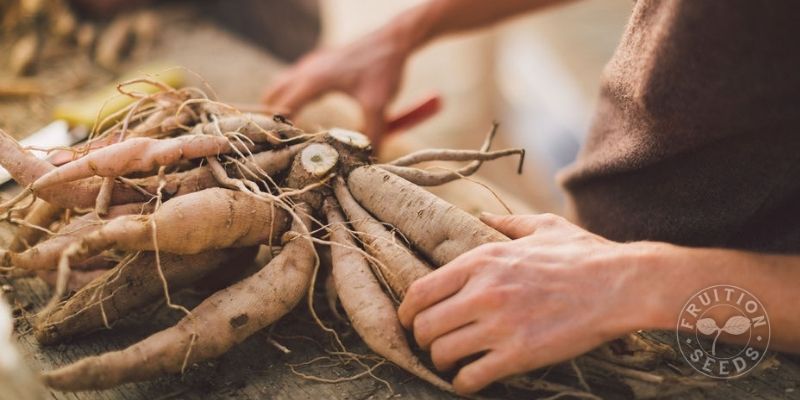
[324,0,631,213]
[0,0,631,213]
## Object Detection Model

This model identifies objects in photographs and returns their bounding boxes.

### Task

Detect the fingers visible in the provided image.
[429,322,490,371]
[480,212,562,239]
[263,78,329,118]
[412,292,477,350]
[361,104,387,148]
[398,259,473,328]
[453,350,521,395]
[261,70,295,107]
[355,86,391,147]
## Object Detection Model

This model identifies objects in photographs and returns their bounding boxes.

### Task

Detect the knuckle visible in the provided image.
[480,243,505,257]
[496,284,521,300]
[406,279,426,300]
[476,285,519,309]
[536,213,562,225]
[475,289,506,309]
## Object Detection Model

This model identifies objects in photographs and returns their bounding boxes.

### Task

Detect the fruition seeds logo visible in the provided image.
[677,285,770,379]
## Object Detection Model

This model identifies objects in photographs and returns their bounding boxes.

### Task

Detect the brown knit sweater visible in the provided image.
[558,0,800,252]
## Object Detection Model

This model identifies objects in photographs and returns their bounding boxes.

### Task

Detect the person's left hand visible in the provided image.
[398,213,652,394]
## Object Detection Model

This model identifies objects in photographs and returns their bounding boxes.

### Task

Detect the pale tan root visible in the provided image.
[39,143,298,210]
[34,247,258,345]
[5,203,151,271]
[20,143,298,209]
[389,145,523,166]
[0,128,53,188]
[194,113,304,145]
[324,198,452,392]
[95,177,115,215]
[115,144,301,202]
[0,127,294,210]
[0,129,178,209]
[333,176,431,299]
[379,148,525,186]
[347,165,508,265]
[9,198,62,252]
[32,136,253,190]
[63,188,290,262]
[41,207,315,391]
[236,143,305,181]
[377,122,520,187]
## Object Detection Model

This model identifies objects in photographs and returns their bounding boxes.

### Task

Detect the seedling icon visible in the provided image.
[696,316,751,356]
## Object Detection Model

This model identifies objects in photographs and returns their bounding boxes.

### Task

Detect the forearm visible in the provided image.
[628,243,800,352]
[384,0,575,54]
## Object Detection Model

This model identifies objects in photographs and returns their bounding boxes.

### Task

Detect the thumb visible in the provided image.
[356,85,394,149]
[480,213,539,239]
[268,80,328,118]
[360,103,387,150]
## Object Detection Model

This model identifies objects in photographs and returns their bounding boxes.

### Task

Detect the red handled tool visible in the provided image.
[386,93,442,135]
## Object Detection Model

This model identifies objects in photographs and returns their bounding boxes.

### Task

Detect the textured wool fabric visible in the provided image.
[559,0,800,252]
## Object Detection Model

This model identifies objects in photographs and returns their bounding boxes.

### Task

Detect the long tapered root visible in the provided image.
[34,247,258,345]
[6,203,152,272]
[379,148,525,186]
[324,198,453,392]
[347,165,508,266]
[333,176,431,299]
[68,188,290,262]
[389,147,525,169]
[41,207,315,391]
[32,136,251,190]
[193,113,304,145]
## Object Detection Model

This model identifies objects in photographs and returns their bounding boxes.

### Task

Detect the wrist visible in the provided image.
[381,2,439,56]
[625,242,713,330]
[612,241,692,332]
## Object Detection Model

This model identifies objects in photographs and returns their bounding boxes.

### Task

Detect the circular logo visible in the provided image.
[676,285,770,379]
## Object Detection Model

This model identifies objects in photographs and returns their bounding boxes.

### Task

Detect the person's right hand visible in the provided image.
[262,28,413,146]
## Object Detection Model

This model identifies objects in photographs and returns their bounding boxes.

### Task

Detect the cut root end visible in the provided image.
[328,128,371,150]
[300,144,339,178]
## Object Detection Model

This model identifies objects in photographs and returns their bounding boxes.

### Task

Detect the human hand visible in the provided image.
[262,28,412,146]
[398,213,652,394]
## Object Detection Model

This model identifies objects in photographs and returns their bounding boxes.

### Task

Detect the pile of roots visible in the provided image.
[0,78,718,398]
[3,0,157,78]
